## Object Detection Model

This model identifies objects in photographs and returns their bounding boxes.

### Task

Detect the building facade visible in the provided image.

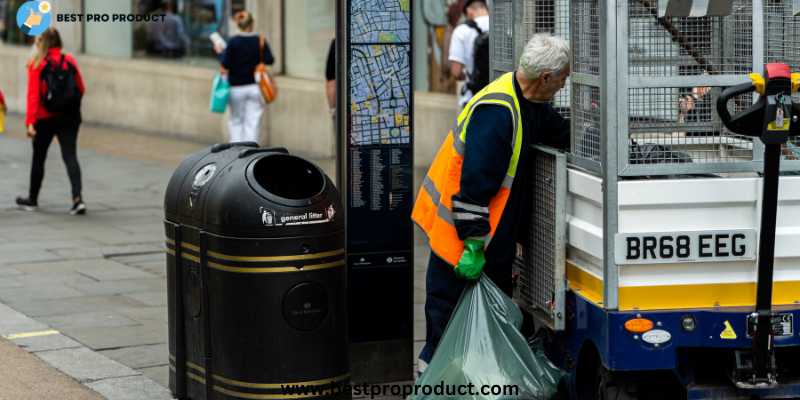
[0,0,457,165]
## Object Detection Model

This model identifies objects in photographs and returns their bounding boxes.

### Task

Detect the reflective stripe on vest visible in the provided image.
[411,72,524,267]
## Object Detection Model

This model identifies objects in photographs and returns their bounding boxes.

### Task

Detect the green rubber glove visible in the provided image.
[454,238,486,280]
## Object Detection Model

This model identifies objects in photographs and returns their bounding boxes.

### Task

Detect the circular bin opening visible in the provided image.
[252,154,325,201]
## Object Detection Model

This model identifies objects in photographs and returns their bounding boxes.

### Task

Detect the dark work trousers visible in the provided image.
[418,251,515,365]
[29,114,83,202]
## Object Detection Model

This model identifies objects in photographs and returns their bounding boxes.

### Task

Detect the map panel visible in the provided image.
[349,44,411,145]
[350,0,411,43]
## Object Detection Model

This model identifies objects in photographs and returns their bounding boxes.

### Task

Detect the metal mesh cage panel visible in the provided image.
[765,1,800,71]
[517,149,559,324]
[521,0,572,114]
[765,0,800,160]
[628,88,754,164]
[491,0,515,75]
[628,0,753,76]
[572,84,602,163]
[571,0,601,75]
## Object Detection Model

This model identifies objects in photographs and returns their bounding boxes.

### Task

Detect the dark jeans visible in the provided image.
[418,252,514,364]
[29,114,82,202]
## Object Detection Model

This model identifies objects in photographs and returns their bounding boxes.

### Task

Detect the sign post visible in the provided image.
[337,0,414,384]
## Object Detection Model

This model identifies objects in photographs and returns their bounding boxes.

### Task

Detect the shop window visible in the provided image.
[132,0,244,62]
[283,0,335,80]
[1,0,35,45]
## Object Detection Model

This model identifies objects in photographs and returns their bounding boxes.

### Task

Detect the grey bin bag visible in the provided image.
[412,273,564,400]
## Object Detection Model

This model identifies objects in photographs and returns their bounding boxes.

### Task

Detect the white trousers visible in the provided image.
[228,84,265,144]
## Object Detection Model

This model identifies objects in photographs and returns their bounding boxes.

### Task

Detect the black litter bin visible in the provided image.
[164,142,349,400]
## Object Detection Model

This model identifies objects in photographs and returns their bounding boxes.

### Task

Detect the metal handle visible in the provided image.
[210,141,259,153]
[237,147,290,158]
[716,83,756,132]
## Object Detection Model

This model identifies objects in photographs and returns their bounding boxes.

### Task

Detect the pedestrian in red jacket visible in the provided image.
[16,27,87,215]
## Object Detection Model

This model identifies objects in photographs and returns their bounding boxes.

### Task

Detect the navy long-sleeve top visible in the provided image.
[452,73,570,270]
[219,33,274,87]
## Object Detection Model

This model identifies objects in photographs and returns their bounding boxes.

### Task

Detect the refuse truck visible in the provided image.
[490,1,800,398]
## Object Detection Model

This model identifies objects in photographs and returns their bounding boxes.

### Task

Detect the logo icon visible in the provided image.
[16,1,52,36]
[259,207,274,227]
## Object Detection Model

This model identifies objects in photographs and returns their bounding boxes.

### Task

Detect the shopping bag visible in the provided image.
[0,110,5,134]
[256,64,277,103]
[412,274,564,400]
[256,35,277,103]
[209,73,230,114]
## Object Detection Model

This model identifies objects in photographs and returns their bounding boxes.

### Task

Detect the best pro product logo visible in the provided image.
[16,1,52,36]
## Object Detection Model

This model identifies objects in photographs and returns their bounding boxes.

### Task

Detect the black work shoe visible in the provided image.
[15,197,38,211]
[70,199,86,215]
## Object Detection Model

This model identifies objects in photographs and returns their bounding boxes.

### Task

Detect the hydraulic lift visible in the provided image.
[717,64,800,389]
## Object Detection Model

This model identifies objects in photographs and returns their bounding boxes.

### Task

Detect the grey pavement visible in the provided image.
[0,113,428,399]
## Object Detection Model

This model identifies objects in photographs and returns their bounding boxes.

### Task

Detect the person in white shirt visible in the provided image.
[448,0,490,109]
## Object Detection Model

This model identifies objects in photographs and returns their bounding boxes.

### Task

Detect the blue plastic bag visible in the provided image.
[209,73,230,113]
[412,274,563,400]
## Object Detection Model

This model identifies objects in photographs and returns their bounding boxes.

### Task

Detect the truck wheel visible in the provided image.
[596,367,636,400]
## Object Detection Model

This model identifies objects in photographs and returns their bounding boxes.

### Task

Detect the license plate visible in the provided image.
[746,313,794,338]
[615,230,757,265]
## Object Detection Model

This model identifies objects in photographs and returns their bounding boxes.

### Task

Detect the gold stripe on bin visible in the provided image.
[187,371,206,385]
[186,361,204,373]
[213,385,334,399]
[169,240,344,263]
[169,356,350,388]
[213,372,350,389]
[181,253,201,263]
[181,242,200,252]
[207,248,345,263]
[176,250,345,274]
[207,259,345,274]
[166,249,176,256]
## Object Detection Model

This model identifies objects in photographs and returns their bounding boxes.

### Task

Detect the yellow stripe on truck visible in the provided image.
[619,281,800,311]
[565,261,800,311]
[566,262,604,306]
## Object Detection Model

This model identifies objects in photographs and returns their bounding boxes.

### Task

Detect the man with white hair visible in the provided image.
[411,33,571,374]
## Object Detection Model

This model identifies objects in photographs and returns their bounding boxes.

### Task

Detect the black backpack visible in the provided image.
[465,20,490,94]
[40,55,82,113]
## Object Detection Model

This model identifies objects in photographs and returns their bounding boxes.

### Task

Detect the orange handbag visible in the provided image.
[256,35,277,103]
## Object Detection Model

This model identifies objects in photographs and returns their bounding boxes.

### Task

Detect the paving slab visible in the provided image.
[13,272,98,287]
[123,290,168,307]
[87,372,174,400]
[138,365,170,389]
[132,263,167,278]
[117,306,170,324]
[36,347,142,383]
[67,278,166,296]
[0,284,85,303]
[9,295,148,318]
[12,333,83,353]
[0,277,23,289]
[111,252,168,265]
[100,343,169,369]
[64,322,166,351]
[0,250,63,266]
[0,303,50,336]
[40,311,141,331]
[74,261,158,281]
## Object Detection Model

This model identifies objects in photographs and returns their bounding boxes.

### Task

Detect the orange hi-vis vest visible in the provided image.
[411,72,524,267]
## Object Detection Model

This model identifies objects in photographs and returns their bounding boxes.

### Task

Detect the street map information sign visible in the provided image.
[342,0,414,383]
[346,0,413,272]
